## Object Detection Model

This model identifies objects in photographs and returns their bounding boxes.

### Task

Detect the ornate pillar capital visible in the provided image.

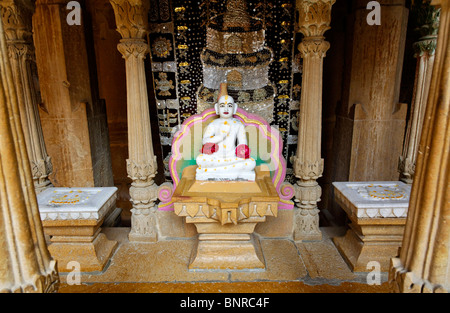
[117,39,149,60]
[298,39,330,59]
[411,1,441,56]
[110,0,149,40]
[0,0,34,42]
[296,0,335,38]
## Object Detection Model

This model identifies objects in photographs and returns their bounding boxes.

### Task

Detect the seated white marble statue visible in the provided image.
[196,94,256,181]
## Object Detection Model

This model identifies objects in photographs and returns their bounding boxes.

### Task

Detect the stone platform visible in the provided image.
[57,227,390,293]
[332,182,411,272]
[37,187,119,272]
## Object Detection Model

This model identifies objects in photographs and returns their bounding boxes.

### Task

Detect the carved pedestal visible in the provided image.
[172,166,279,270]
[37,187,118,272]
[333,182,411,272]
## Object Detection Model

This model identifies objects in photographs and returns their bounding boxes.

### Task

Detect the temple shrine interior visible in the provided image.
[0,0,449,294]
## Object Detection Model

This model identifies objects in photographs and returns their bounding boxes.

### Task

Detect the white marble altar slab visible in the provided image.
[333,182,411,219]
[37,187,118,221]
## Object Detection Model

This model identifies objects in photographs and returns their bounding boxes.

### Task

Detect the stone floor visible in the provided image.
[58,227,391,293]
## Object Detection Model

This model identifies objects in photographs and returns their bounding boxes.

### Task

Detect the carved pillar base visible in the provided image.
[293,208,322,241]
[292,157,324,241]
[390,258,448,293]
[293,181,322,241]
[33,155,53,194]
[129,207,158,242]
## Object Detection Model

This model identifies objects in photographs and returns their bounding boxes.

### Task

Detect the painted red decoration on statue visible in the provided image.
[201,143,219,155]
[236,144,251,159]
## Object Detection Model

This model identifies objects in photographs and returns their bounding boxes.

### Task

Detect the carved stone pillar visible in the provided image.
[110,0,159,242]
[399,1,440,184]
[0,13,59,293]
[33,0,114,188]
[390,0,449,293]
[0,0,52,194]
[292,0,335,241]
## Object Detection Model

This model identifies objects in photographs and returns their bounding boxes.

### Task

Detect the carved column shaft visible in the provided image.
[399,1,440,184]
[0,11,59,292]
[0,0,52,193]
[110,0,158,242]
[390,0,449,293]
[292,0,335,241]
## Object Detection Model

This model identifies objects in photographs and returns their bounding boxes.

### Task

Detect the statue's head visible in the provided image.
[215,95,238,119]
[215,83,237,119]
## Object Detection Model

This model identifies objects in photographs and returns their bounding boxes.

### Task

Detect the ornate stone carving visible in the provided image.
[129,207,158,241]
[110,0,149,40]
[389,0,450,293]
[1,0,52,194]
[412,0,440,56]
[0,7,59,292]
[0,0,33,42]
[398,155,415,184]
[292,158,324,181]
[111,0,159,242]
[294,181,322,206]
[296,0,335,38]
[157,182,174,203]
[298,39,330,58]
[126,158,157,182]
[117,39,149,59]
[399,1,440,184]
[293,206,321,240]
[292,0,335,241]
[390,258,448,293]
